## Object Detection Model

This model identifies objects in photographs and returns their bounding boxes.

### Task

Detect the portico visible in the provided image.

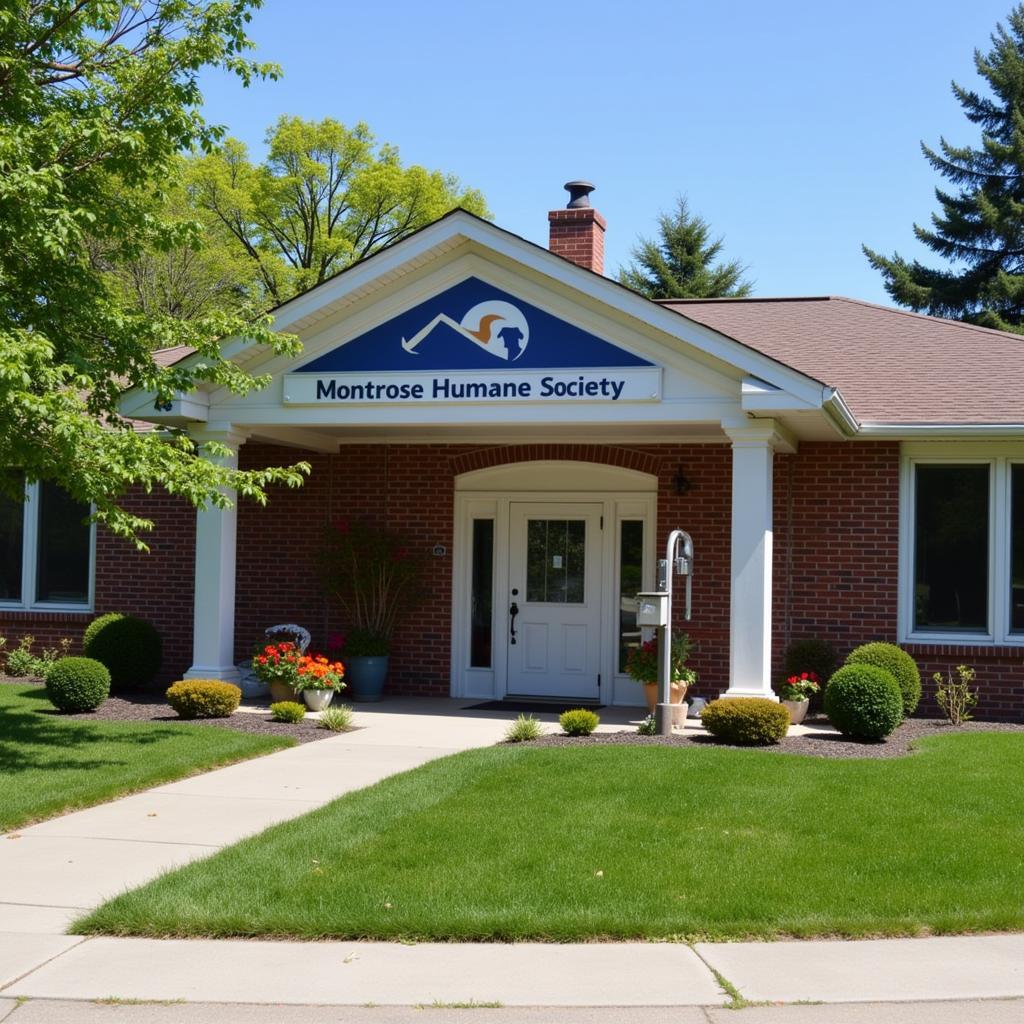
[118,209,851,707]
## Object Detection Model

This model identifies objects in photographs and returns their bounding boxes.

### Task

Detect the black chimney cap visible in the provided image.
[564,181,595,209]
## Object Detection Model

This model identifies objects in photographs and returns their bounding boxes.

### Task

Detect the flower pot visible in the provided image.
[672,701,689,728]
[642,682,687,714]
[783,698,809,725]
[345,655,389,702]
[302,689,334,711]
[269,680,299,704]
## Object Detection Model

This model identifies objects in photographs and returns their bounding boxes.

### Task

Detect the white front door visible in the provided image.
[506,502,603,700]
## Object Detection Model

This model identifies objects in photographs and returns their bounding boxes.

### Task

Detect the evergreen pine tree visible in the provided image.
[619,197,752,299]
[864,5,1024,333]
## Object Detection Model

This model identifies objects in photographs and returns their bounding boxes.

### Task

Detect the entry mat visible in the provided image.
[464,699,606,714]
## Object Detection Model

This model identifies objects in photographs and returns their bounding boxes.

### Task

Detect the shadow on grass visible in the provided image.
[0,698,182,775]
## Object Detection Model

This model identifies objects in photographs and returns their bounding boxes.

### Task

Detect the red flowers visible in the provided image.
[779,672,821,700]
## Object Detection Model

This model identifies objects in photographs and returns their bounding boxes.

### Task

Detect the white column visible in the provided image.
[722,417,790,700]
[184,426,248,683]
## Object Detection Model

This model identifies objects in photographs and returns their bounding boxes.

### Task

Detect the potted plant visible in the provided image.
[778,672,820,724]
[321,520,423,702]
[293,653,346,711]
[625,633,696,724]
[251,641,301,703]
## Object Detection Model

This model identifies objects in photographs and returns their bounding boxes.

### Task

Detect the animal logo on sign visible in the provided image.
[401,300,530,361]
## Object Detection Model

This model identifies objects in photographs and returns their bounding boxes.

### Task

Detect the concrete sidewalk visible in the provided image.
[1,933,1023,1009]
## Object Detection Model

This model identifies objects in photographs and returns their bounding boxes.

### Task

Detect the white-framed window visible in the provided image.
[899,444,1023,645]
[0,476,95,612]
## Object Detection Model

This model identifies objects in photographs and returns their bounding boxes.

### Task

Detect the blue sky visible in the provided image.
[198,0,1015,303]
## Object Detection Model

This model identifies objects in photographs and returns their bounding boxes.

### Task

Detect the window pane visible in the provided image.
[470,519,494,667]
[1012,466,1024,634]
[526,519,585,603]
[618,520,644,672]
[914,464,989,632]
[35,481,90,604]
[0,477,24,602]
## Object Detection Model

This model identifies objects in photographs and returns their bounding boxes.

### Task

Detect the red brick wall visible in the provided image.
[8,438,1022,718]
[0,487,195,685]
[547,208,606,274]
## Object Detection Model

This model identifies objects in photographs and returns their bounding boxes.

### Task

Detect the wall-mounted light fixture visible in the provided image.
[673,467,693,496]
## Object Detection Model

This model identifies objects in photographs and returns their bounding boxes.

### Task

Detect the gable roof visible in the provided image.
[661,296,1024,427]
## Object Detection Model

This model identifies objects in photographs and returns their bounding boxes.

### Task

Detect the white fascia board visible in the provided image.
[859,422,1024,438]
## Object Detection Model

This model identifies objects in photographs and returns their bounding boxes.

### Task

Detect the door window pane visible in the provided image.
[914,464,989,632]
[1012,466,1024,634]
[618,520,644,672]
[526,519,585,603]
[0,479,24,602]
[35,481,90,604]
[470,519,494,667]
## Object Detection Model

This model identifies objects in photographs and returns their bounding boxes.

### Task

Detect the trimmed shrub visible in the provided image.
[783,638,840,687]
[319,705,355,732]
[824,664,904,740]
[46,657,111,713]
[83,613,162,690]
[505,713,543,743]
[166,680,241,719]
[844,642,921,716]
[270,700,306,723]
[700,697,790,746]
[559,708,599,736]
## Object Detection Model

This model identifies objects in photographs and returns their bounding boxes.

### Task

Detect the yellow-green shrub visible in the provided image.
[166,679,241,719]
[559,708,599,736]
[701,697,790,746]
[270,700,306,723]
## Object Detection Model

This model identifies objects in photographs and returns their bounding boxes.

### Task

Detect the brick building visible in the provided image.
[3,185,1023,716]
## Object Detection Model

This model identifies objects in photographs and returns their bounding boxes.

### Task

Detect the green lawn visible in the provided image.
[0,683,293,831]
[76,732,1024,941]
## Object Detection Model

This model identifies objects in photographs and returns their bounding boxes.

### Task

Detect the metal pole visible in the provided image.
[654,529,694,737]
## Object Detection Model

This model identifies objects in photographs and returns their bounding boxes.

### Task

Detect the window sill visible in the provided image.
[0,606,93,619]
[903,638,1024,657]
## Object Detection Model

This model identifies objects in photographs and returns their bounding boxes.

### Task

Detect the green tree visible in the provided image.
[619,197,752,299]
[188,116,490,305]
[864,5,1024,333]
[88,158,262,320]
[0,2,309,545]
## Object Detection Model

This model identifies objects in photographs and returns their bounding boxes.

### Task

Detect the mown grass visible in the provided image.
[76,732,1024,941]
[0,683,293,831]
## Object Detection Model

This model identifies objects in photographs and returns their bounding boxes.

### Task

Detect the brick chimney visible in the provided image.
[548,180,605,274]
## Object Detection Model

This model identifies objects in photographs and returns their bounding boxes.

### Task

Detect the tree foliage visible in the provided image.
[0,1,310,545]
[864,5,1024,333]
[619,197,752,299]
[188,116,490,305]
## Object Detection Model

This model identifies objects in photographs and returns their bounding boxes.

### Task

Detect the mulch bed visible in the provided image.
[532,716,1024,759]
[3,679,335,744]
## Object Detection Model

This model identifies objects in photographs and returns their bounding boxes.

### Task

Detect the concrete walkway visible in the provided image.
[2,698,1021,1016]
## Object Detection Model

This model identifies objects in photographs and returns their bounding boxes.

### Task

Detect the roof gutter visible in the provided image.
[821,386,860,438]
[857,422,1024,438]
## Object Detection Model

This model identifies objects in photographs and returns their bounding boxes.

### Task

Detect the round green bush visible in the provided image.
[700,697,790,746]
[270,700,306,723]
[83,613,162,690]
[844,642,921,716]
[45,657,111,713]
[783,637,840,684]
[559,708,600,736]
[824,664,904,740]
[166,679,241,719]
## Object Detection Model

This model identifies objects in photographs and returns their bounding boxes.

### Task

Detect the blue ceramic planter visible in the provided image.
[345,655,389,702]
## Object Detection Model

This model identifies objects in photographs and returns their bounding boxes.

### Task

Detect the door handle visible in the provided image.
[509,601,519,645]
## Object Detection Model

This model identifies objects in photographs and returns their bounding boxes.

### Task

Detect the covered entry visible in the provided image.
[453,461,657,707]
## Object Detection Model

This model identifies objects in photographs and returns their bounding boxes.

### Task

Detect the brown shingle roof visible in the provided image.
[659,296,1024,426]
